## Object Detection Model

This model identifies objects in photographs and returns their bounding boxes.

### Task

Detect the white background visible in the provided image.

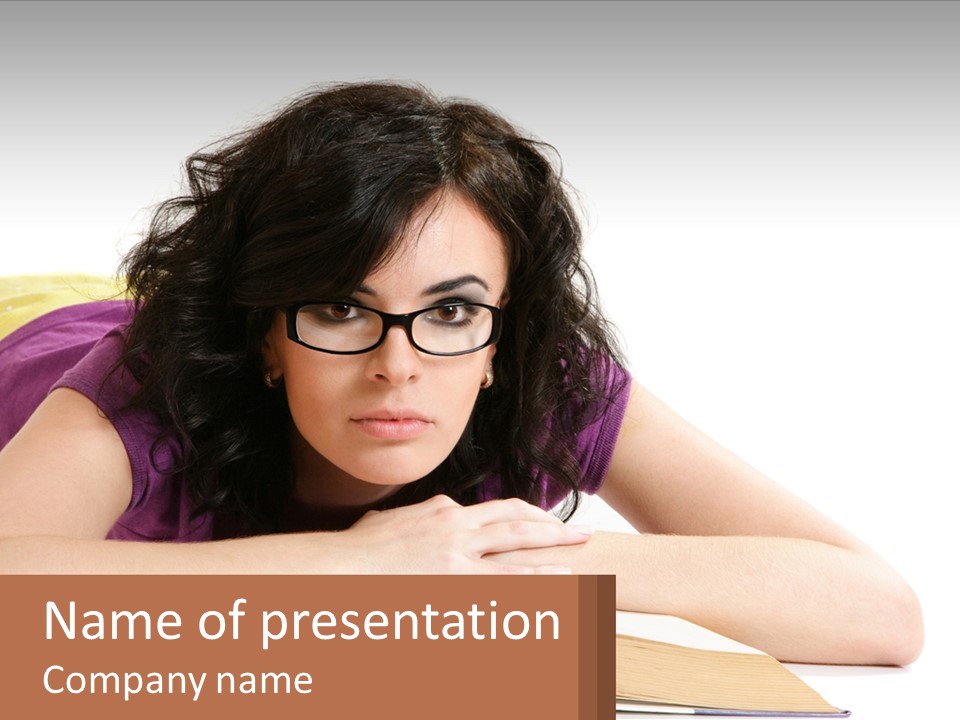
[2,2,956,713]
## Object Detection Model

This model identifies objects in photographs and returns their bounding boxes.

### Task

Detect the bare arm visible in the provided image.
[0,389,588,575]
[491,384,924,665]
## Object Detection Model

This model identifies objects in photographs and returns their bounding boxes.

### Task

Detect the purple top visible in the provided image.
[0,301,631,542]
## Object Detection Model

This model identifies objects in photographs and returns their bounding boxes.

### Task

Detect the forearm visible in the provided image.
[0,497,592,575]
[488,531,923,665]
[0,533,356,574]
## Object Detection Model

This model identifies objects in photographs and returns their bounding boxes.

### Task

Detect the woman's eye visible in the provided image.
[426,304,478,326]
[327,304,353,320]
[302,304,358,323]
[436,305,463,322]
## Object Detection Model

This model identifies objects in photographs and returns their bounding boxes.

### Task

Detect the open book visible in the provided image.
[615,612,850,717]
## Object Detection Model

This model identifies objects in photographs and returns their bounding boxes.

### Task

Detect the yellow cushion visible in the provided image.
[0,275,128,341]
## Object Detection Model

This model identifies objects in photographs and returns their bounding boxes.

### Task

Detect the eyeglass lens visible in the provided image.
[295,303,495,354]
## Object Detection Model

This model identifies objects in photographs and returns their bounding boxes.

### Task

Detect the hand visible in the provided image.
[343,495,593,574]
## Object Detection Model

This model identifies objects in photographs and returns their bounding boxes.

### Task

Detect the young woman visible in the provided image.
[0,81,922,665]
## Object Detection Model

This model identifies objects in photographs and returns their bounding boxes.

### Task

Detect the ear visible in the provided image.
[489,294,507,363]
[260,314,285,376]
[480,343,497,388]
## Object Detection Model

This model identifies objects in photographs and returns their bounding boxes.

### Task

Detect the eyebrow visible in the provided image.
[355,274,491,298]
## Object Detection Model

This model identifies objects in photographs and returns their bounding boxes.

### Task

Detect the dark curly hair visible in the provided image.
[119,81,626,533]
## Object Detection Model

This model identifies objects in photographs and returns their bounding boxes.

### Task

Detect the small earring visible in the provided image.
[480,364,494,389]
[264,372,280,389]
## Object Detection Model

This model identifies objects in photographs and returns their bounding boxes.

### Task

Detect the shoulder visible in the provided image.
[599,384,867,541]
[0,385,134,539]
[1,382,210,543]
[0,300,214,542]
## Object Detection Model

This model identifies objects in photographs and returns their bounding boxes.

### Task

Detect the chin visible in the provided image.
[312,429,460,488]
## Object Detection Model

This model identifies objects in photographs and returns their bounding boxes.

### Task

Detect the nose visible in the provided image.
[364,325,422,385]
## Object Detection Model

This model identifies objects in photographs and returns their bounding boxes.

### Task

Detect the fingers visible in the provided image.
[350,495,592,575]
[398,495,566,528]
[456,498,593,557]
[455,497,566,527]
[420,497,593,567]
[465,520,593,557]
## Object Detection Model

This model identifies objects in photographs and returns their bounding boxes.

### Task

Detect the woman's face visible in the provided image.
[263,192,508,503]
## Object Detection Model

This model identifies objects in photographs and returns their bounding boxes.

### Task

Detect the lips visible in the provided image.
[350,409,433,440]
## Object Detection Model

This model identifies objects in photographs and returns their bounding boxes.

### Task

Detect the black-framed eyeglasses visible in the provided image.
[285,301,503,356]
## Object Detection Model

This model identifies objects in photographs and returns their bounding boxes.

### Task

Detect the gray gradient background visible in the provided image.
[2,1,957,711]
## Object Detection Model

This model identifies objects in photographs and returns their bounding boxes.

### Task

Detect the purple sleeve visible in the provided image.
[572,361,632,496]
[478,361,633,509]
[537,360,632,508]
[0,301,134,450]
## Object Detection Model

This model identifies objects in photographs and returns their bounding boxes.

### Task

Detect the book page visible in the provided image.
[616,612,765,655]
[614,613,842,715]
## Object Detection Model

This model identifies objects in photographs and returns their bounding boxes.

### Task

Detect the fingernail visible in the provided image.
[570,524,595,536]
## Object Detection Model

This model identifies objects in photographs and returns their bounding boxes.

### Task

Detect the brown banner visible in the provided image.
[0,575,614,720]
